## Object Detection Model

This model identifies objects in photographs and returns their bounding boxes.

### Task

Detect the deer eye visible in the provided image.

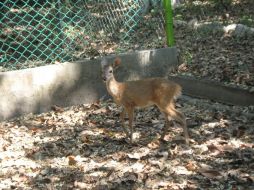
[109,70,113,73]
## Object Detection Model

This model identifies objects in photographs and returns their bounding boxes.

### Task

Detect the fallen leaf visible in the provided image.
[207,144,221,152]
[240,143,254,148]
[80,134,91,143]
[186,161,198,171]
[207,143,222,155]
[93,107,108,114]
[173,166,193,175]
[198,168,222,179]
[68,156,77,166]
[127,147,150,159]
[51,105,64,113]
[147,140,160,149]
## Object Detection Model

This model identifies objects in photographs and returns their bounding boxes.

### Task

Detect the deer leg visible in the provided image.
[166,104,190,145]
[120,108,130,137]
[161,103,190,144]
[126,107,134,143]
[160,113,174,140]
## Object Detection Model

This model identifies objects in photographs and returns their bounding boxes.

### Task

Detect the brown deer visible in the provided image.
[101,57,189,144]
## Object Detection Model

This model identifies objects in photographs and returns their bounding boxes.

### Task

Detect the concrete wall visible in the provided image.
[169,76,254,107]
[0,47,178,120]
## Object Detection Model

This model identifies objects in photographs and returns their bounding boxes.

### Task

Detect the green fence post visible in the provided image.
[163,0,175,46]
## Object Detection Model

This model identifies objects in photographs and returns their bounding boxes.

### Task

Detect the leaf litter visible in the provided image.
[0,96,253,190]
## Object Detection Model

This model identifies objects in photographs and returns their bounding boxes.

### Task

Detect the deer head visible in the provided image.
[101,57,121,82]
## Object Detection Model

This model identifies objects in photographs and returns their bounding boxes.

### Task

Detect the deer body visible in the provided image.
[101,58,189,144]
[107,78,181,108]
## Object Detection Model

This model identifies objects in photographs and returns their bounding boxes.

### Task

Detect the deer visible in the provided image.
[101,57,189,145]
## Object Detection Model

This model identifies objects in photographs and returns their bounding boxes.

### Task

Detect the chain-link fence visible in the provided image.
[1,0,166,71]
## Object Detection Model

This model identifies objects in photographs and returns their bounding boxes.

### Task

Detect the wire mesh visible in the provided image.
[0,0,166,71]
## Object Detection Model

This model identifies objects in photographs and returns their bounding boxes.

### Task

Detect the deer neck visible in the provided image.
[106,77,122,98]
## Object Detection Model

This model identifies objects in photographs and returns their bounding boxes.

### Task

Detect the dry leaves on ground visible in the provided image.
[0,96,253,189]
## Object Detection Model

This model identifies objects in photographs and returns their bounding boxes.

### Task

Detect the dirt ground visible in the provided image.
[0,96,253,189]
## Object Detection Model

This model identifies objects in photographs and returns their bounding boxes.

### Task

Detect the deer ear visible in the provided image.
[113,57,121,68]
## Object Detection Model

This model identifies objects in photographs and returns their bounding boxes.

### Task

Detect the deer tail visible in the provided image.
[174,84,182,100]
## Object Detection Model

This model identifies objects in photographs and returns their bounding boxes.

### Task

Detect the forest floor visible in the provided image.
[0,97,253,189]
[172,0,254,91]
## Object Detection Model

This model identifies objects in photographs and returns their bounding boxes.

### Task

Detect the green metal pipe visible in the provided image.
[163,0,175,46]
